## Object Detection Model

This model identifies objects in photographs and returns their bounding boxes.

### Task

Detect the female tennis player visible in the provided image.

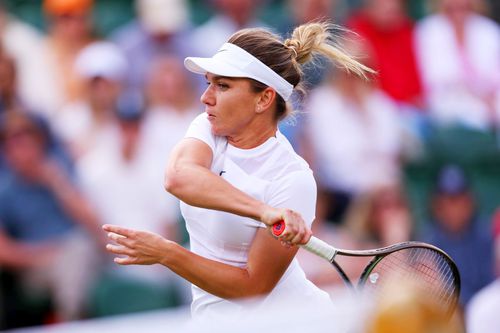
[104,22,372,318]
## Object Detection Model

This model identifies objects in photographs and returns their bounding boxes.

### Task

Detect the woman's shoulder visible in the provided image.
[273,134,313,177]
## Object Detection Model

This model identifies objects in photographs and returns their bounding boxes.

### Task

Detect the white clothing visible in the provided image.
[141,105,201,170]
[181,113,330,318]
[466,279,500,333]
[52,101,119,159]
[415,14,500,130]
[1,16,63,116]
[304,86,402,194]
[77,126,180,284]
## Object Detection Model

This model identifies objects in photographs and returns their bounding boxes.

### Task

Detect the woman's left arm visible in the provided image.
[104,224,297,299]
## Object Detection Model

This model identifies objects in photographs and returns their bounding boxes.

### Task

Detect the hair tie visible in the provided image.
[284,39,298,59]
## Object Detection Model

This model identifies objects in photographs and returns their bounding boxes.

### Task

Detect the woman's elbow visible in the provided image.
[163,167,182,195]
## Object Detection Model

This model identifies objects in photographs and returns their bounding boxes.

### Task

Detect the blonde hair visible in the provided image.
[284,22,374,79]
[228,21,374,120]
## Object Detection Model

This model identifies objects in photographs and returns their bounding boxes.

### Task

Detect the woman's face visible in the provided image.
[201,73,259,137]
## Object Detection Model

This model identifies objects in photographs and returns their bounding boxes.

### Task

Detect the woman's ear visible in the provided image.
[255,87,276,114]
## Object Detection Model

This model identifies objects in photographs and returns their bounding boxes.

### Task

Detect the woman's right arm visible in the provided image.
[164,138,310,245]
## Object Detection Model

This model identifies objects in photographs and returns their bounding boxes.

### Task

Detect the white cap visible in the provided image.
[184,43,294,101]
[137,0,188,34]
[75,41,127,81]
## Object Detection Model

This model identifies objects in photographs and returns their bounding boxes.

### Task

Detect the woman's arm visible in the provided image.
[104,224,298,299]
[165,138,310,244]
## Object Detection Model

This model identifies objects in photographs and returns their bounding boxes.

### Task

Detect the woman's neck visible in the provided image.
[227,120,277,149]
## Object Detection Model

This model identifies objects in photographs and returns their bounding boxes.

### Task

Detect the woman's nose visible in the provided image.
[200,85,215,106]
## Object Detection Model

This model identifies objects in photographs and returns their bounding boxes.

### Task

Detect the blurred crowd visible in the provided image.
[0,0,499,331]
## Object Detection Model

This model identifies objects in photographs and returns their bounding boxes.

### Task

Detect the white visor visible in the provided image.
[184,43,294,101]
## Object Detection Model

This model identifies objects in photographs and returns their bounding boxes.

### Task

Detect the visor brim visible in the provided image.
[184,57,249,78]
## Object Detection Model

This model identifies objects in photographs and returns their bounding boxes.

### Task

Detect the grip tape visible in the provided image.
[303,236,337,261]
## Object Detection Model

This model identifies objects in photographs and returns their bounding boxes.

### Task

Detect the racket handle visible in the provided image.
[303,236,337,262]
[272,221,337,261]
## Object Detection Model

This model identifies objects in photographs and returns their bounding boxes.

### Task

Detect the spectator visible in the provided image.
[422,164,494,306]
[77,97,190,314]
[347,0,424,110]
[52,41,127,159]
[466,208,500,333]
[0,3,53,115]
[40,0,96,116]
[0,110,103,323]
[276,0,340,150]
[414,0,500,130]
[301,38,403,223]
[190,0,267,58]
[111,0,192,97]
[141,55,202,169]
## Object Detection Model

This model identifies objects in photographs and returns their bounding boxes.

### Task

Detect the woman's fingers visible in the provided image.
[102,224,134,238]
[107,232,135,248]
[106,243,135,256]
[113,256,137,265]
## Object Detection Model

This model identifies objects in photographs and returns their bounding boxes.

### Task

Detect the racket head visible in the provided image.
[357,243,460,317]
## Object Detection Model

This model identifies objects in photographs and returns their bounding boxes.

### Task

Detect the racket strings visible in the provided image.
[363,247,458,308]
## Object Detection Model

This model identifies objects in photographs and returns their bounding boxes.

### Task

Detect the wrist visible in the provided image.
[259,204,279,227]
[158,240,179,267]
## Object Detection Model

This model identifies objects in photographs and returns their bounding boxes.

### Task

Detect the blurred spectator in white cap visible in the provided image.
[190,0,267,58]
[466,208,500,333]
[111,0,193,98]
[414,0,500,131]
[52,41,127,160]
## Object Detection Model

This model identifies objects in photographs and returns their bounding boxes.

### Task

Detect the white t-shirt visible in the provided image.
[415,14,500,130]
[305,86,402,194]
[181,113,331,318]
[77,127,180,284]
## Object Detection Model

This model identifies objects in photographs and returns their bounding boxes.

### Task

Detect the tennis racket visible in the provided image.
[272,221,461,316]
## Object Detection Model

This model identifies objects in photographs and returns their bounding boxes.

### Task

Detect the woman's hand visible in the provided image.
[102,225,173,265]
[260,207,312,246]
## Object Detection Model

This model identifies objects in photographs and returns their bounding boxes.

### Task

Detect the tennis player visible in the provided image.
[104,22,372,318]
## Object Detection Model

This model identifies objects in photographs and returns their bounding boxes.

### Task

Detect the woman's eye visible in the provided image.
[217,83,229,89]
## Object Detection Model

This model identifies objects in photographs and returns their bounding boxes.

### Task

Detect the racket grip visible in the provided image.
[272,221,337,261]
[303,236,337,261]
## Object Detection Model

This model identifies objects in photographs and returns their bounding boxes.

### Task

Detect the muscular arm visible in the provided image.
[164,138,268,222]
[165,138,310,244]
[105,225,298,299]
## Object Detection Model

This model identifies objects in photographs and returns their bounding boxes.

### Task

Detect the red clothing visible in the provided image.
[347,12,423,106]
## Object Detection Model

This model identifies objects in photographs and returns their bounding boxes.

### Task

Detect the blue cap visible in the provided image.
[115,91,144,121]
[435,164,469,195]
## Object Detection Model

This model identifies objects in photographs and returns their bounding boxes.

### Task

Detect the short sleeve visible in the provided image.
[184,113,216,152]
[266,170,317,228]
